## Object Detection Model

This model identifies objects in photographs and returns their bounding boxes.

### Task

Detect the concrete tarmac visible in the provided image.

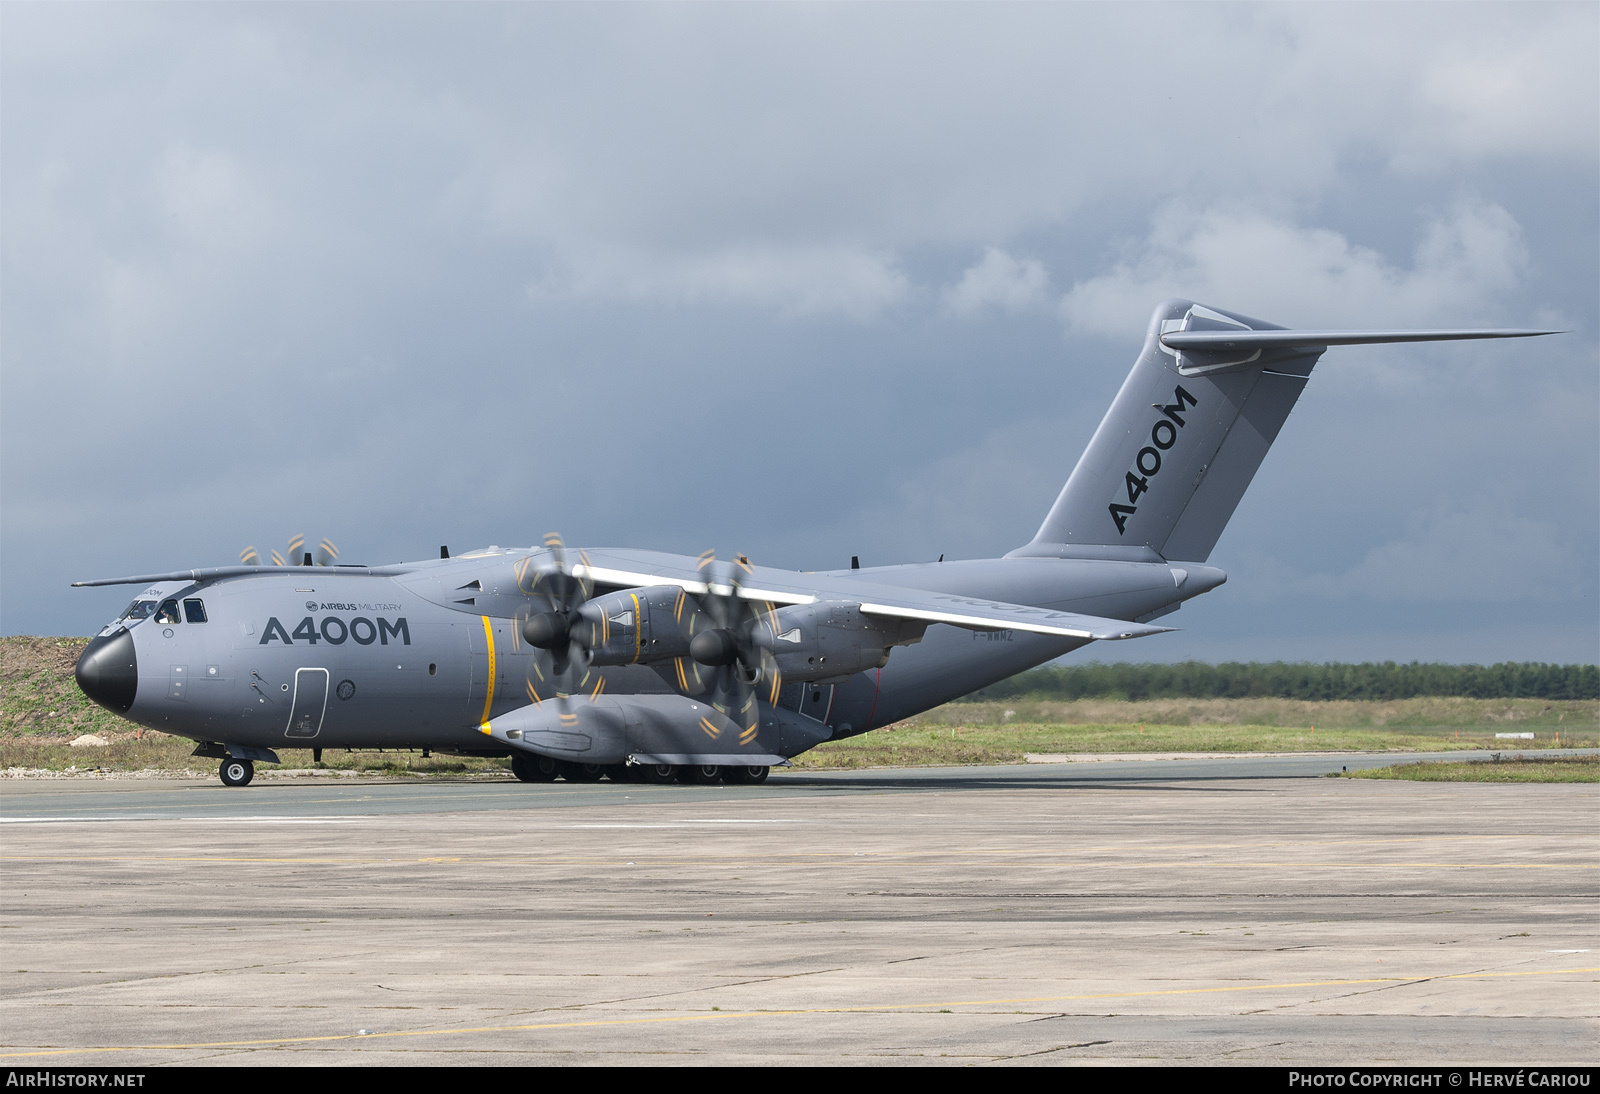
[1,757,1595,1066]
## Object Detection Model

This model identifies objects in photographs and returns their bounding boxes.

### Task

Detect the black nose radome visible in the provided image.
[76,628,138,714]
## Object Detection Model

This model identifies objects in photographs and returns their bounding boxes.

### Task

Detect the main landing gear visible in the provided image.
[219,758,254,787]
[510,752,560,783]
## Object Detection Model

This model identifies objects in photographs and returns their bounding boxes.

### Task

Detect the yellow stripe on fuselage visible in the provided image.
[478,615,496,731]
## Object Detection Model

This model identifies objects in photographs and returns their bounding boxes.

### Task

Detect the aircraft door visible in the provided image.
[284,668,330,739]
[467,621,483,717]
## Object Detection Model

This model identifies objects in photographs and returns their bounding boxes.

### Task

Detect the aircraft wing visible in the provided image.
[71,564,411,587]
[573,559,1171,641]
[574,561,817,606]
[851,594,1172,640]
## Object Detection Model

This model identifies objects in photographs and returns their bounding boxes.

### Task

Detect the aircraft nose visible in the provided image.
[76,628,138,713]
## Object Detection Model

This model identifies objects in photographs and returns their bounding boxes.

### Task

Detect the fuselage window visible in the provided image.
[183,599,208,624]
[154,599,181,624]
[121,600,157,621]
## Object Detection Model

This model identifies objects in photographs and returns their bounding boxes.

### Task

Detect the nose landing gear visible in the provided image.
[219,758,254,787]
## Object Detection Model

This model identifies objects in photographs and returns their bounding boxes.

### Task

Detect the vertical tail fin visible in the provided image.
[1011,299,1554,563]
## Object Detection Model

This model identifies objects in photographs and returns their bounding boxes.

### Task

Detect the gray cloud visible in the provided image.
[1060,201,1531,334]
[944,248,1050,317]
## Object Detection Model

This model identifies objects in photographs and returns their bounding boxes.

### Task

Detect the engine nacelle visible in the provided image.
[758,602,926,683]
[581,585,699,666]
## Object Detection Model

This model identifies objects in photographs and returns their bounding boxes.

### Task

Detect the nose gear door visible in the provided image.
[285,667,330,739]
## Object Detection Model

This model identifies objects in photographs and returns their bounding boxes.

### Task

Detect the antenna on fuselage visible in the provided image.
[441,546,450,559]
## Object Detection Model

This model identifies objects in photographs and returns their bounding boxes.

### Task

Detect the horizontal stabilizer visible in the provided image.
[1161,328,1557,350]
[1161,326,1559,376]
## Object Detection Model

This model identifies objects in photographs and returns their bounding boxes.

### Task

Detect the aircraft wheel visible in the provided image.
[511,752,558,783]
[219,758,254,787]
[725,764,769,785]
[678,764,723,785]
[640,763,677,784]
[558,761,605,783]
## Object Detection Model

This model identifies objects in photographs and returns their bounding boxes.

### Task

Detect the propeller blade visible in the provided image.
[522,533,599,720]
[685,552,777,739]
[237,534,338,568]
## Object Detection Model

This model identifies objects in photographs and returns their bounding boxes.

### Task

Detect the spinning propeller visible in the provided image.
[239,535,339,568]
[683,551,782,743]
[517,533,600,717]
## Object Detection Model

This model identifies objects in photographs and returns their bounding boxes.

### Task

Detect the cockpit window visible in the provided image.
[154,599,181,624]
[121,600,157,621]
[183,599,208,624]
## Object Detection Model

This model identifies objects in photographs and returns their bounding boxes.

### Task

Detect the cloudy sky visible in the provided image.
[3,3,1596,664]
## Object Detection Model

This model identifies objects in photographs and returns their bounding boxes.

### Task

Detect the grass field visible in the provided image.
[1338,755,1598,783]
[788,712,1595,769]
[4,635,1595,777]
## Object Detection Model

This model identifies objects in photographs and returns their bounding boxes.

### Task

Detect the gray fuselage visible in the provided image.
[87,547,1222,758]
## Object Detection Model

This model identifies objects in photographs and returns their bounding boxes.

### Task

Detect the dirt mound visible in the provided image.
[1,635,114,735]
[2,635,89,682]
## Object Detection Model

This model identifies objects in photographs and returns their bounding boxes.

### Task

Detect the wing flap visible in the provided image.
[858,599,1173,641]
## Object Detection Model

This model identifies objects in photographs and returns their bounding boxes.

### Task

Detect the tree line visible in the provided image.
[962,662,1600,702]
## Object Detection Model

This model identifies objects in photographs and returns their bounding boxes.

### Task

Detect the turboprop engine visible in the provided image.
[758,602,926,683]
[550,584,698,667]
[527,585,926,685]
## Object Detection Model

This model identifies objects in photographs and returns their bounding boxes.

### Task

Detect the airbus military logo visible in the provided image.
[306,600,318,611]
[1109,384,1198,535]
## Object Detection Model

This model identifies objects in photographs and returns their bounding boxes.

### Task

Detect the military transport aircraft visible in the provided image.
[71,300,1554,786]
